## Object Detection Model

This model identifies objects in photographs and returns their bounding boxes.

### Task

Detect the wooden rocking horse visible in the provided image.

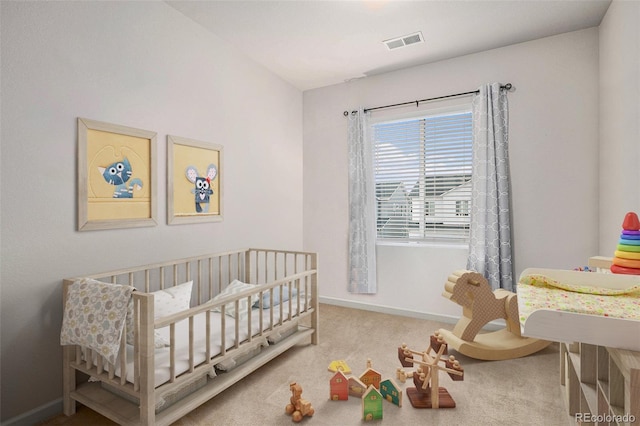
[437,270,550,360]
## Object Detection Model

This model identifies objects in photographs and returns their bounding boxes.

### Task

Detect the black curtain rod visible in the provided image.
[343,83,512,116]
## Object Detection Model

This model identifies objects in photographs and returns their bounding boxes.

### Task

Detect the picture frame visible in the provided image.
[167,135,223,225]
[77,118,157,231]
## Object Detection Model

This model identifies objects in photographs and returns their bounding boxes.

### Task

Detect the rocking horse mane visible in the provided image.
[449,271,492,308]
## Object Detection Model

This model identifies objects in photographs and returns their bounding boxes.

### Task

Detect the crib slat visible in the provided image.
[269,291,274,331]
[258,291,264,334]
[96,353,103,375]
[134,297,140,392]
[206,311,212,362]
[197,260,202,304]
[279,284,284,325]
[253,251,258,283]
[283,255,287,278]
[173,265,178,287]
[273,251,277,281]
[209,258,214,300]
[108,359,115,380]
[170,323,176,382]
[264,251,268,284]
[247,298,253,342]
[85,348,92,370]
[218,257,223,294]
[120,331,127,385]
[287,281,293,321]
[234,300,240,349]
[189,316,195,373]
[221,307,227,356]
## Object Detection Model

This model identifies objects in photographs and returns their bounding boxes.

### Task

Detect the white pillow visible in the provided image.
[254,287,298,309]
[211,280,258,318]
[153,280,193,319]
[152,281,193,347]
[123,281,193,349]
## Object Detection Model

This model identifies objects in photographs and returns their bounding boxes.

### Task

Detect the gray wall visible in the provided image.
[598,0,640,253]
[303,28,601,318]
[0,1,303,421]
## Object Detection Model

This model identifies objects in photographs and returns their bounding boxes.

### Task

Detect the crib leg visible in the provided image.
[62,345,76,415]
[310,254,319,345]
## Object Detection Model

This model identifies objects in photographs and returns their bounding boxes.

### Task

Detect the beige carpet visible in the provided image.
[43,304,569,425]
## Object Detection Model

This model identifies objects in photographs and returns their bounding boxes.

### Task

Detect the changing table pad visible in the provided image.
[518,271,640,324]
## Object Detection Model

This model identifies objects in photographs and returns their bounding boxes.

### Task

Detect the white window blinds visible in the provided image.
[373,109,472,242]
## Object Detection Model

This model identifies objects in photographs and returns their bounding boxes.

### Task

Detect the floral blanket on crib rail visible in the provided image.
[60,278,134,364]
[517,274,640,324]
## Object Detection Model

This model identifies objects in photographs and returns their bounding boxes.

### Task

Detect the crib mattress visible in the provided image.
[111,301,302,388]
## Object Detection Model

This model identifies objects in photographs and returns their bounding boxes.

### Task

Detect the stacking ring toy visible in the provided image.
[621,235,640,240]
[614,250,640,260]
[612,257,640,268]
[619,238,640,246]
[618,244,640,252]
[610,264,640,275]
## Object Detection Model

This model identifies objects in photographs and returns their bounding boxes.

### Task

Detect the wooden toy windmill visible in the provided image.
[397,333,464,408]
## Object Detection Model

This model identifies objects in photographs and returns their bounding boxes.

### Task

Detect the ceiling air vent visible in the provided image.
[383,31,424,50]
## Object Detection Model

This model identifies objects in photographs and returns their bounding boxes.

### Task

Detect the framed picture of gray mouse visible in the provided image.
[167,135,223,225]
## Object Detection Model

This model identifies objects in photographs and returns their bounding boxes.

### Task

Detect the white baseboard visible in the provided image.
[1,398,62,426]
[318,295,461,324]
[318,296,503,331]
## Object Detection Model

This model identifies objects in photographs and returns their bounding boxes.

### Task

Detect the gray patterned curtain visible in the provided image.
[347,108,377,293]
[467,83,514,291]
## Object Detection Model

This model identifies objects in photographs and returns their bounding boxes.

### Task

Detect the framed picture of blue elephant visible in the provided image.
[167,135,223,225]
[77,117,158,231]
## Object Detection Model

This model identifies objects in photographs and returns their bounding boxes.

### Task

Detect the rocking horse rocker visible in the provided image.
[437,270,550,360]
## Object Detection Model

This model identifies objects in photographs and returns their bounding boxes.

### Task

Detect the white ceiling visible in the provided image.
[167,0,612,91]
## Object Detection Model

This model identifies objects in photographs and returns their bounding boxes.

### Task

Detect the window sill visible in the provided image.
[376,240,469,250]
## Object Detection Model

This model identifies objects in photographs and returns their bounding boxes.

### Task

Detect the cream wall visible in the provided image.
[598,0,640,254]
[0,1,303,422]
[303,28,600,318]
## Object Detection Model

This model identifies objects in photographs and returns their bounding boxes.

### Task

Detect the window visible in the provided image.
[456,200,470,216]
[373,107,472,243]
[425,201,435,217]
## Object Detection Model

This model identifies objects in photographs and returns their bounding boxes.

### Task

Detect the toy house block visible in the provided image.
[348,376,367,398]
[362,385,383,421]
[380,378,403,407]
[360,359,382,389]
[329,371,349,401]
[328,359,351,374]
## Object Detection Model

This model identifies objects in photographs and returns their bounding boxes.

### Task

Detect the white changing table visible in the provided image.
[518,257,640,425]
